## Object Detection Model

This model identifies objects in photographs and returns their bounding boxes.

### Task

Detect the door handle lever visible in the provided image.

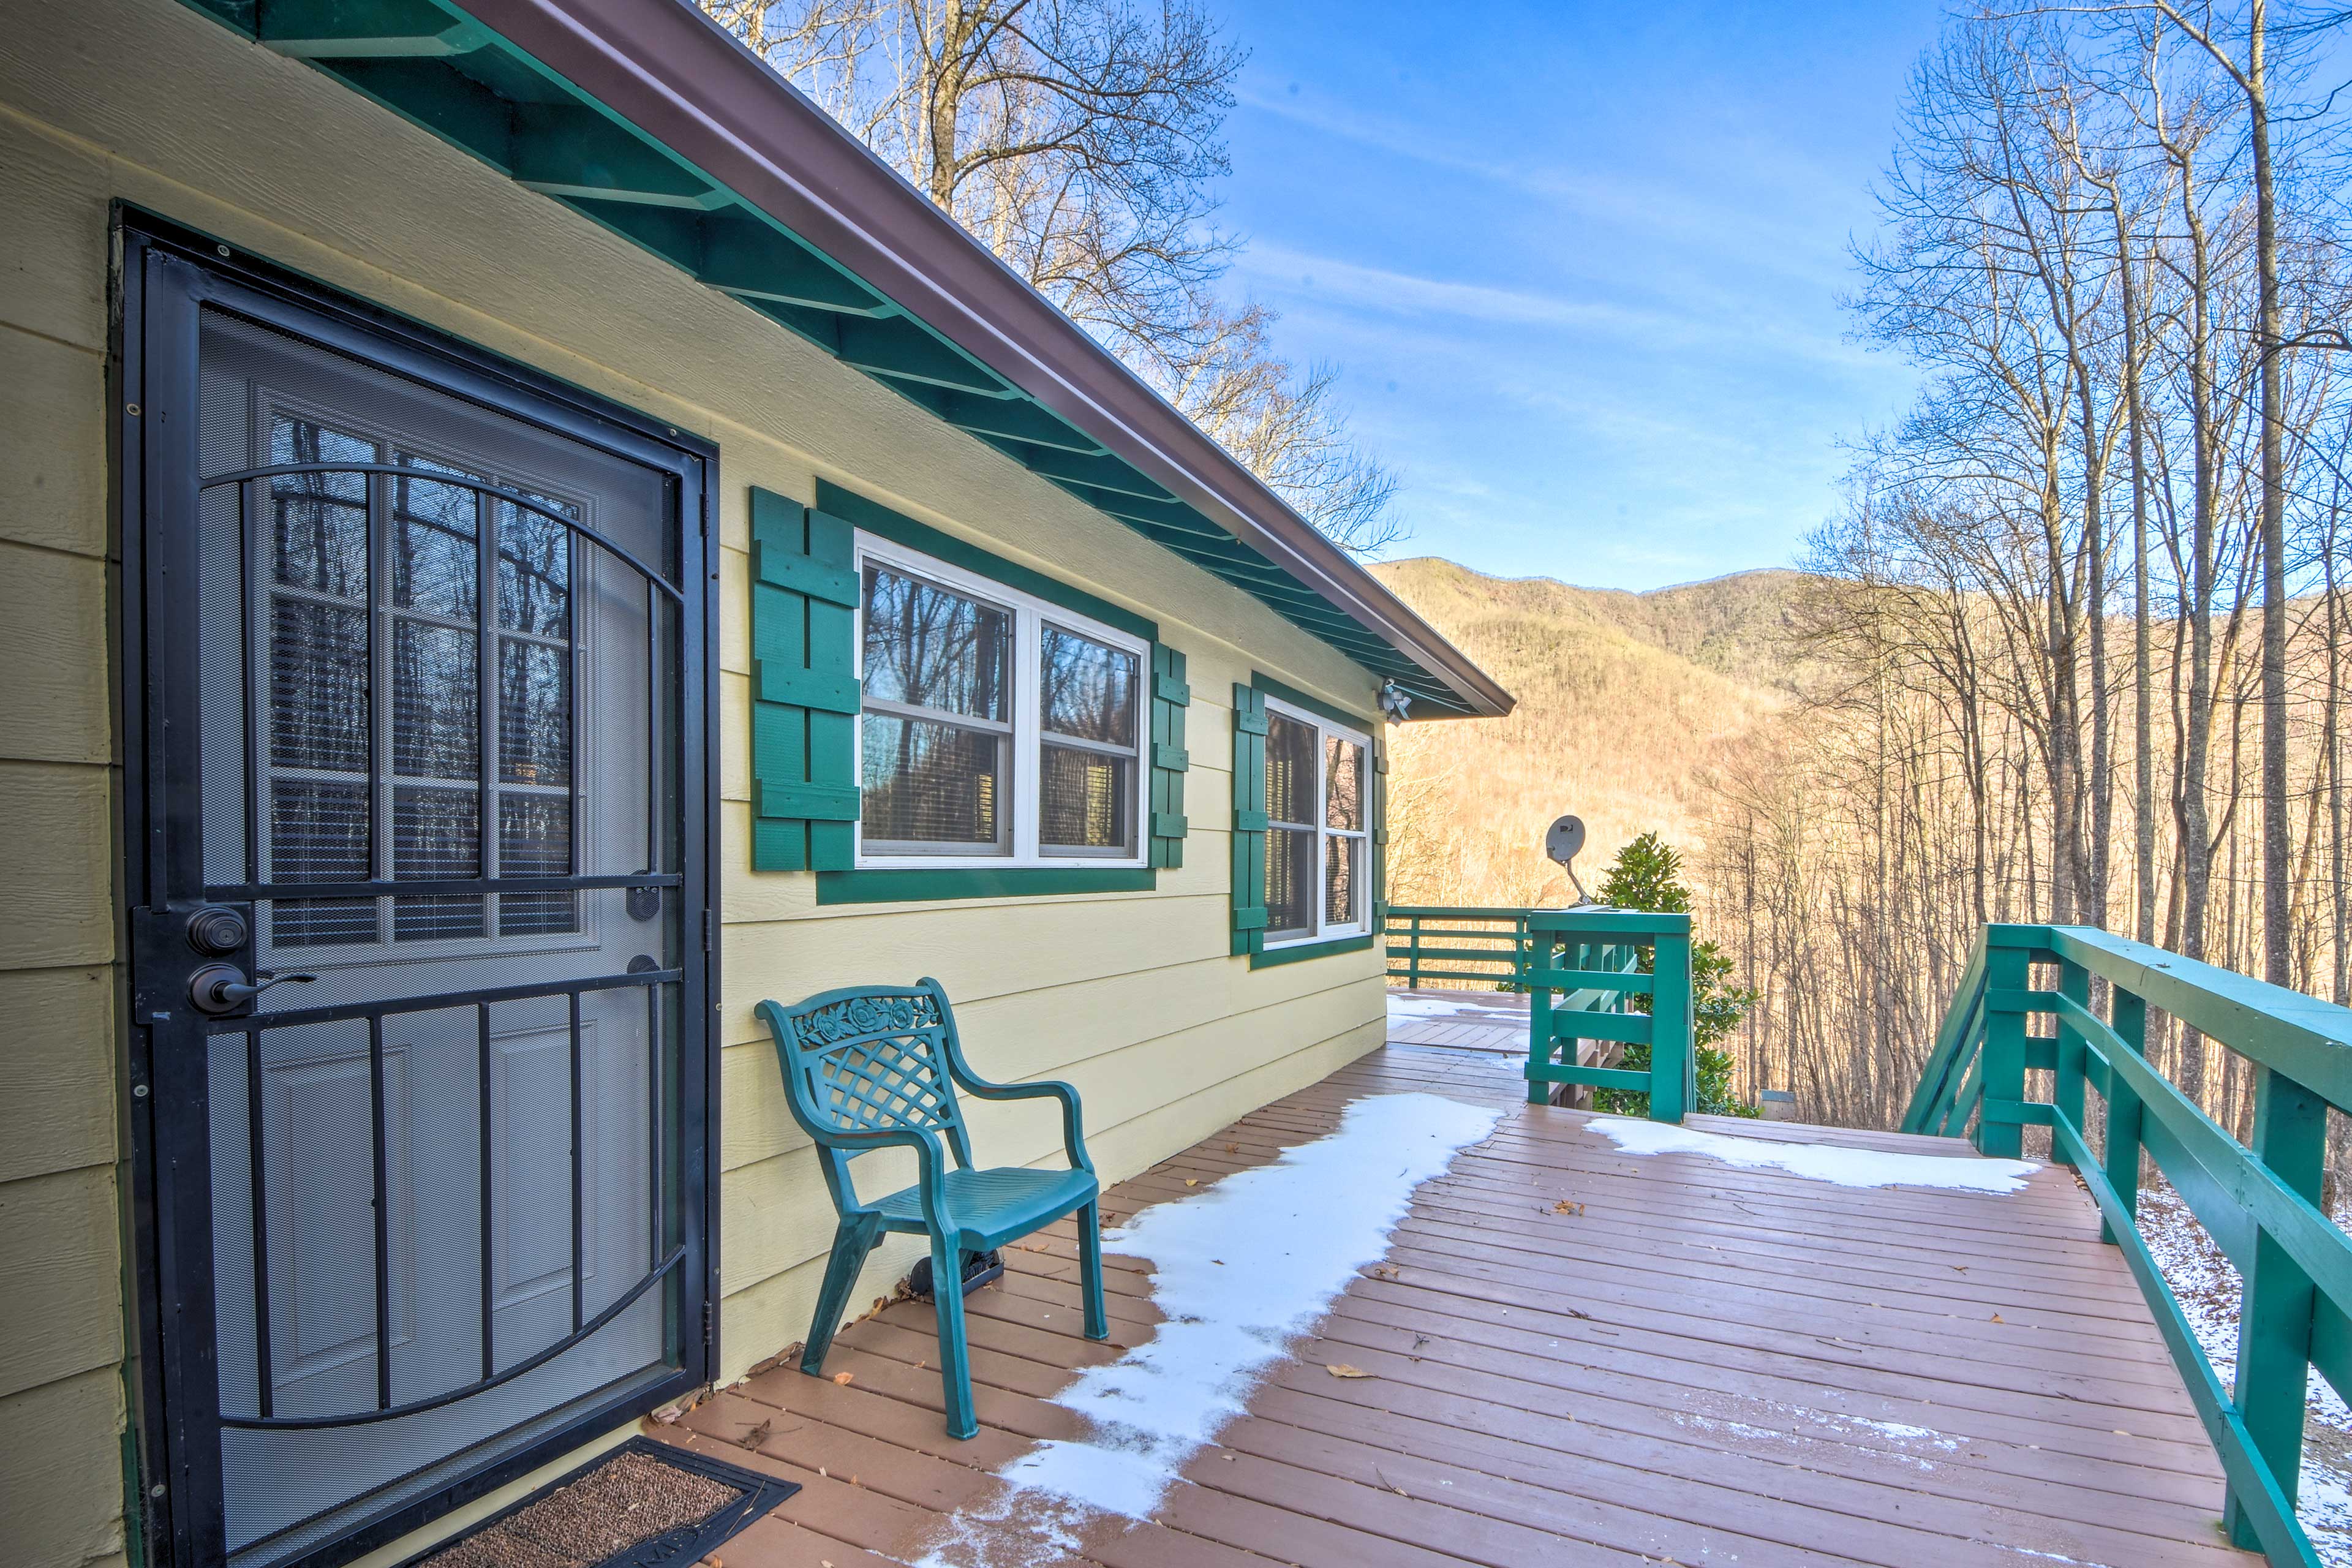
[187,964,317,1016]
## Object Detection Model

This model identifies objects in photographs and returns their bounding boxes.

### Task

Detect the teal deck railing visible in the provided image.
[1905,923,2352,1566]
[1382,905,1539,990]
[1523,908,1694,1123]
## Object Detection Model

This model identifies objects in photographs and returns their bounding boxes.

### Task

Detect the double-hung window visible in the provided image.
[854,533,1145,866]
[1262,698,1371,945]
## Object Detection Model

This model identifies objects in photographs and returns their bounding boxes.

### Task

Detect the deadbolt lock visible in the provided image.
[184,905,250,956]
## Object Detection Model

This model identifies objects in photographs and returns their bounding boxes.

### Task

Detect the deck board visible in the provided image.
[1385,987,1529,1053]
[668,1046,2252,1567]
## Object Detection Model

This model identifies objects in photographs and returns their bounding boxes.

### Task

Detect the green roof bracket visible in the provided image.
[509,104,728,208]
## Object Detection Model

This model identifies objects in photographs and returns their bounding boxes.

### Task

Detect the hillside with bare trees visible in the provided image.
[1373,559,1798,907]
[1389,2,2352,1156]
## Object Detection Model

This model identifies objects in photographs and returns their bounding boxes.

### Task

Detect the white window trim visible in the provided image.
[1260,694,1372,951]
[851,530,1150,870]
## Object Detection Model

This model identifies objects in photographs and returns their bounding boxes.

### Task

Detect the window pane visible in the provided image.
[498,795,578,935]
[393,786,484,940]
[1325,834,1363,929]
[1265,713,1315,827]
[499,639,571,786]
[860,714,1004,848]
[269,779,373,946]
[269,418,373,597]
[862,565,1009,720]
[1041,744,1133,853]
[495,500,571,638]
[1040,626,1137,747]
[1325,737,1363,831]
[270,598,368,771]
[389,460,479,619]
[1267,825,1316,940]
[393,620,478,779]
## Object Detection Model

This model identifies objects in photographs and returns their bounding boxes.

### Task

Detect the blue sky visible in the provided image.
[1215,1,1944,590]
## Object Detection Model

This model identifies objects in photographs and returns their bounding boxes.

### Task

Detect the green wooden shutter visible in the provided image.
[1231,684,1268,956]
[750,488,861,871]
[1371,728,1389,923]
[1148,646,1190,869]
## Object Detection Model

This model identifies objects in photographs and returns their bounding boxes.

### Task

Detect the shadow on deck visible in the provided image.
[658,1046,2252,1567]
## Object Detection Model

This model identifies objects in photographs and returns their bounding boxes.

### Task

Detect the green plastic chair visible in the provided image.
[756,978,1109,1438]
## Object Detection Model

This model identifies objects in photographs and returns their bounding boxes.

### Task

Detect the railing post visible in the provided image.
[1526,930,1555,1106]
[2100,987,2146,1246]
[2227,1065,2326,1550]
[1978,934,2028,1159]
[1648,921,1692,1124]
[2052,954,2088,1169]
[1407,913,1422,990]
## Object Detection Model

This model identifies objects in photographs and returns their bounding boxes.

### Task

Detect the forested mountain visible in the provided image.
[1371,558,1798,908]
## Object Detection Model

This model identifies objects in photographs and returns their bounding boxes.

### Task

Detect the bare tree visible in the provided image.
[703,0,1406,553]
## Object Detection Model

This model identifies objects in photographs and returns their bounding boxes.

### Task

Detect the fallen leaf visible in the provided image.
[1989,1314,2004,1324]
[1950,1265,1969,1274]
[1325,1363,1371,1379]
[833,1372,854,1385]
[1552,1199,1585,1216]
[1226,1142,1240,1153]
[737,1419,771,1450]
[1184,1178,1199,1187]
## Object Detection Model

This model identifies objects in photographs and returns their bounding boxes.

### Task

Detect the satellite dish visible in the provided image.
[1545,814,1594,905]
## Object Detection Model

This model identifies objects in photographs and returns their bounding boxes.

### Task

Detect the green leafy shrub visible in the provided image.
[1588,832,1761,1118]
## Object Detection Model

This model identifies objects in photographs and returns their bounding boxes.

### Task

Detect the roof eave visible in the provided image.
[459,0,1513,720]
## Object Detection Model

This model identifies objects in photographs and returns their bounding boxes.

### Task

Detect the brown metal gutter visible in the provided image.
[458,0,1513,718]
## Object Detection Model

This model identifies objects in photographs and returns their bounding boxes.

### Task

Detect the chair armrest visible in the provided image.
[951,1074,1094,1177]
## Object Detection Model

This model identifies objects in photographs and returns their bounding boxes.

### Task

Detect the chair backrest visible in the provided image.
[760,981,974,1206]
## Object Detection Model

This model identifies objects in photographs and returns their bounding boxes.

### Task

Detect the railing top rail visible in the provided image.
[1383,905,1548,921]
[1528,908,1691,936]
[2003,924,2352,1114]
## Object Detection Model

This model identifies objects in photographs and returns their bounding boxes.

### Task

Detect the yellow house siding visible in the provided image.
[0,3,1398,1562]
[0,161,122,1558]
[0,1370,130,1568]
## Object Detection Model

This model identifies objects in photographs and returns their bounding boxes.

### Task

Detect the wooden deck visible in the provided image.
[655,1046,2253,1567]
[1384,987,1528,1052]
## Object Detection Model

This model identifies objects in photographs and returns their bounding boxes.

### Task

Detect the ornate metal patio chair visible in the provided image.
[757,978,1109,1438]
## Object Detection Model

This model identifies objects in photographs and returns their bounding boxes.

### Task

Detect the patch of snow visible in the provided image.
[2138,1185,2352,1566]
[912,1091,1504,1568]
[1796,1409,1965,1450]
[1676,1405,1963,1471]
[1386,992,1525,1023]
[2302,1463,2352,1561]
[1587,1117,2040,1193]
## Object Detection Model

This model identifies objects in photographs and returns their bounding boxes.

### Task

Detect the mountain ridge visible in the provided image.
[1370,556,1801,903]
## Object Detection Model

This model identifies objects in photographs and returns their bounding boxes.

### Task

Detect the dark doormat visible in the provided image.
[401,1436,799,1568]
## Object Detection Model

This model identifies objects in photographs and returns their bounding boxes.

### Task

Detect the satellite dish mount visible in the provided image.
[1545,814,1594,906]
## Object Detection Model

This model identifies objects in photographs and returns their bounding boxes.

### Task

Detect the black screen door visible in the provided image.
[120,229,714,1568]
